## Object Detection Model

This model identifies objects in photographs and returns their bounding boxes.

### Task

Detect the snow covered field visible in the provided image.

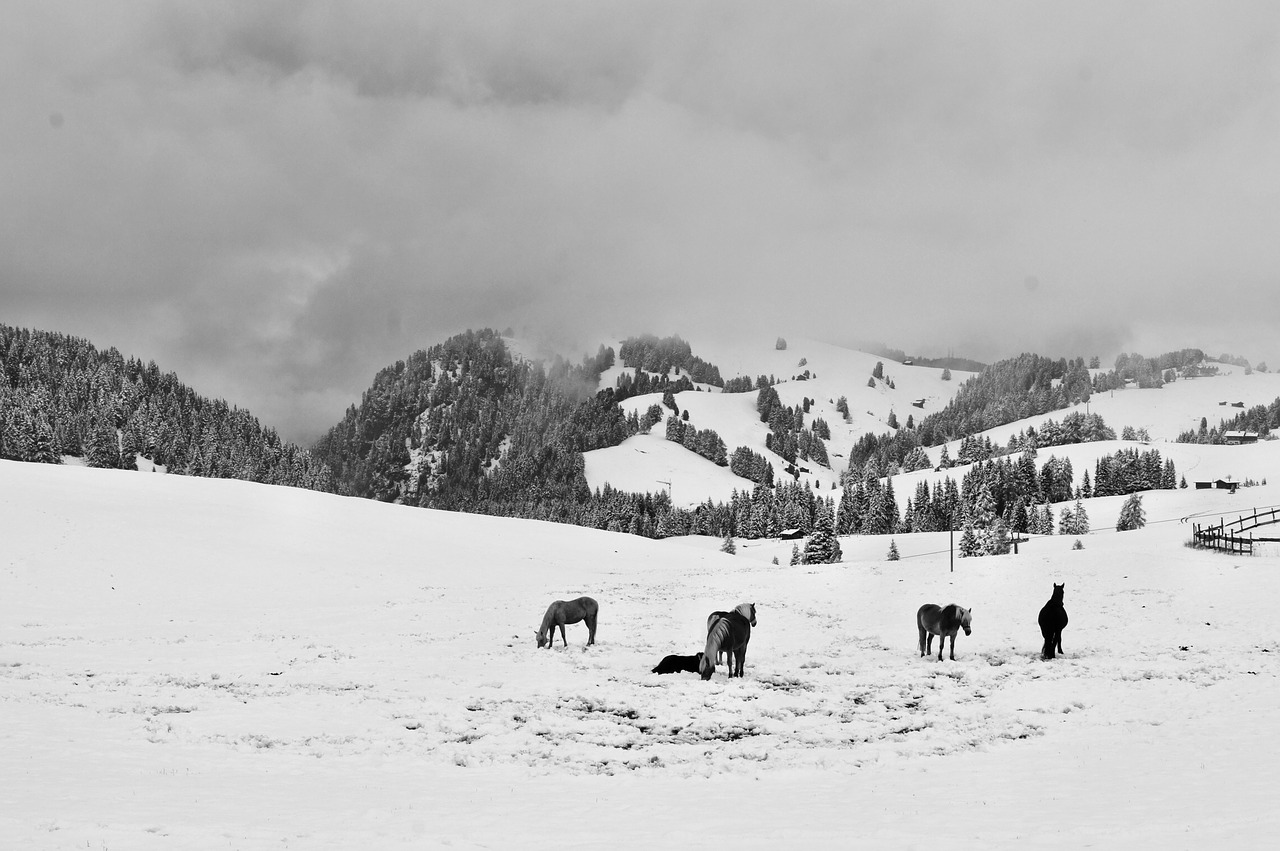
[5,457,1280,848]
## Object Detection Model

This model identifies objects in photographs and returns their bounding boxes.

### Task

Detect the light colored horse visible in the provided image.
[536,596,598,648]
[917,603,972,661]
[700,603,756,679]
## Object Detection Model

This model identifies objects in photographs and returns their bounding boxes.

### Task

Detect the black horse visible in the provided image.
[1038,583,1068,660]
[651,652,704,675]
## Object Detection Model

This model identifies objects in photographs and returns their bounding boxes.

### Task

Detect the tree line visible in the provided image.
[0,324,333,490]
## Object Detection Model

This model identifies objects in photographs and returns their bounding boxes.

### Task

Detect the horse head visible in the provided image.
[535,631,547,648]
[960,606,973,635]
[736,602,757,627]
[1052,583,1065,602]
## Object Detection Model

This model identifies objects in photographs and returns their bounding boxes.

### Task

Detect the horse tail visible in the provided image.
[702,617,728,680]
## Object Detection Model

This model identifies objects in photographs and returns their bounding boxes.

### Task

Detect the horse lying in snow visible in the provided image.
[651,652,704,674]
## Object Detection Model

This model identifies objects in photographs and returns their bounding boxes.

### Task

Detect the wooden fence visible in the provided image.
[1191,506,1280,555]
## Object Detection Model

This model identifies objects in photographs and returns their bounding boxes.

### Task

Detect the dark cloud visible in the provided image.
[3,1,1280,442]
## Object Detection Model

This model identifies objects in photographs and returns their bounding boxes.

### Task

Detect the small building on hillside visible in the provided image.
[1195,479,1240,492]
[1223,431,1260,445]
[780,528,805,540]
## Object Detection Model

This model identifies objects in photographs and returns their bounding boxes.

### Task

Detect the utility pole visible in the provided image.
[950,513,955,573]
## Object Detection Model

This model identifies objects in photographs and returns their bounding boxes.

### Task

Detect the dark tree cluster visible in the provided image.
[664,416,728,466]
[729,446,775,486]
[617,334,724,387]
[314,329,642,514]
[613,369,695,405]
[1090,447,1178,497]
[657,480,833,540]
[755,384,829,468]
[0,324,333,490]
[1007,412,1116,451]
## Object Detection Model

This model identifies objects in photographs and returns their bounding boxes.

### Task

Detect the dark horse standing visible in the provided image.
[1038,583,1068,660]
[536,596,599,648]
[700,603,756,680]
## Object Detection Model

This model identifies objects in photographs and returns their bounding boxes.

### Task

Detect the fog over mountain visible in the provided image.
[4,1,1279,442]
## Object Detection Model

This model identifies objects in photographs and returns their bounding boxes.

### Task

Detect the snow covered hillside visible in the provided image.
[5,457,1280,848]
[588,335,976,504]
[586,335,1280,511]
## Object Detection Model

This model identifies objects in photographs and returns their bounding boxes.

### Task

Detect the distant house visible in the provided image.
[1223,431,1259,445]
[903,359,914,366]
[780,528,805,540]
[1196,479,1240,492]
[912,398,926,408]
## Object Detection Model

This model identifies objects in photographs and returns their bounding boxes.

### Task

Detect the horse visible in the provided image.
[1038,583,1068,660]
[700,603,756,680]
[917,603,972,661]
[652,652,704,675]
[535,596,598,648]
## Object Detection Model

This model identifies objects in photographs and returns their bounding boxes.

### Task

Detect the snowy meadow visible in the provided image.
[5,452,1280,848]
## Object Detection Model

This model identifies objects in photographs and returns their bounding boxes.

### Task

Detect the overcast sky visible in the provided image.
[5,1,1280,443]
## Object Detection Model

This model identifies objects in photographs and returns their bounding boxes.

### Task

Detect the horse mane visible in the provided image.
[734,602,757,625]
[705,616,731,658]
[941,604,971,629]
[537,604,558,641]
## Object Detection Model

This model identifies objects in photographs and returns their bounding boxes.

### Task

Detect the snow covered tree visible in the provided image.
[1116,493,1146,531]
[720,533,736,555]
[1057,506,1074,536]
[802,501,842,564]
[1071,497,1090,535]
[790,543,802,565]
[887,539,900,561]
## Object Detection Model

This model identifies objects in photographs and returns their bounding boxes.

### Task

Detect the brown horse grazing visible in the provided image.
[1038,583,1068,660]
[700,603,756,680]
[652,652,704,674]
[917,603,972,661]
[535,596,598,648]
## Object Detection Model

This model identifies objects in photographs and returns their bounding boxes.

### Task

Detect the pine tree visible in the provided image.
[802,501,842,564]
[1057,506,1074,536]
[887,539,900,561]
[790,543,802,565]
[720,533,736,555]
[1116,493,1146,531]
[1072,497,1090,534]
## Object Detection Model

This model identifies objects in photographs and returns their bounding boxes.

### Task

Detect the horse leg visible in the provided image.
[918,625,926,657]
[736,646,747,678]
[586,614,597,646]
[948,632,956,661]
[1055,629,1064,657]
[558,623,567,647]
